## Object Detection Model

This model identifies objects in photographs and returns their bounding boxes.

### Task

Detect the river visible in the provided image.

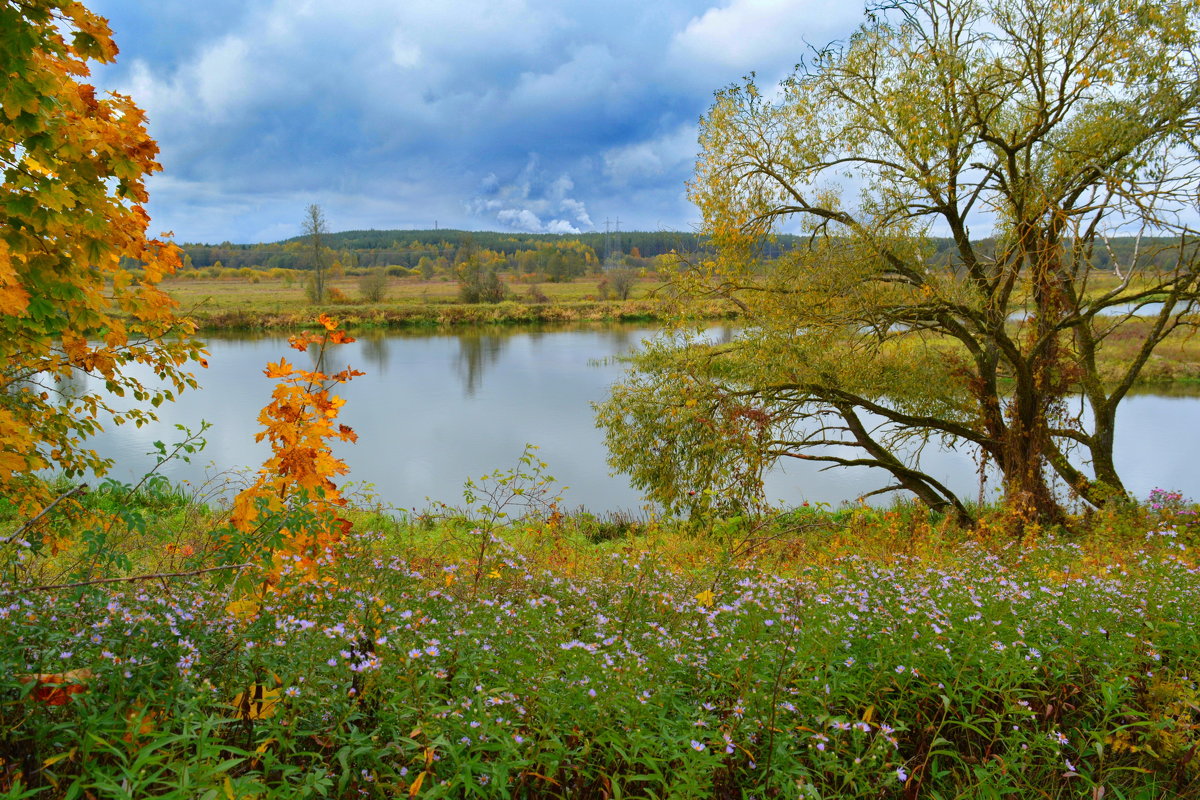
[80,324,1200,514]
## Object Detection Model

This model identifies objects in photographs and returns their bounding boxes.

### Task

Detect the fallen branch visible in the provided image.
[3,563,255,594]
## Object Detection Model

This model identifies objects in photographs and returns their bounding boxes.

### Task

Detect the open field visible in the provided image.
[3,488,1199,799]
[162,275,697,331]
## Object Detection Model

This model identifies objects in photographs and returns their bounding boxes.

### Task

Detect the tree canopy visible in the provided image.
[599,0,1200,525]
[0,0,201,504]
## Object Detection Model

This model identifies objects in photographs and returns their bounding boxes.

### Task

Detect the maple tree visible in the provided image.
[0,0,202,506]
[228,315,362,583]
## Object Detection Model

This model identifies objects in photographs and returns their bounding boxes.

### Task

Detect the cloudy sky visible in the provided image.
[86,0,866,244]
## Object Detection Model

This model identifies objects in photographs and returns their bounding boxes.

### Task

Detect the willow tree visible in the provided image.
[598,0,1200,525]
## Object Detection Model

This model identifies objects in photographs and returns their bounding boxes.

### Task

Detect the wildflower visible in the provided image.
[896,767,908,782]
[1052,731,1069,746]
[285,686,301,698]
[690,740,706,752]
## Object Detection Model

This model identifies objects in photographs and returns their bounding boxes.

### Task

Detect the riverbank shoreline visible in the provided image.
[181,298,738,332]
[179,308,1200,387]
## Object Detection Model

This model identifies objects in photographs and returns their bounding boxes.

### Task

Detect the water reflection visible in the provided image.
[455,332,506,397]
[360,334,390,374]
[52,370,87,405]
[602,325,638,352]
[83,323,1200,512]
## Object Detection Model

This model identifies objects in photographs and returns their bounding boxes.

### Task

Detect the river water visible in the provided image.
[82,324,1200,513]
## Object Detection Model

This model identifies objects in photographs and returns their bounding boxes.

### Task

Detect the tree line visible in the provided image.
[182,229,1179,280]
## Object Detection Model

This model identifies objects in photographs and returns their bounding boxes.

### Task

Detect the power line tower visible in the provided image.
[603,217,622,268]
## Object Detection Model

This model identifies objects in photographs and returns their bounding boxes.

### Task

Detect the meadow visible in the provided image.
[2,484,1199,799]
[161,273,694,331]
[160,271,1200,385]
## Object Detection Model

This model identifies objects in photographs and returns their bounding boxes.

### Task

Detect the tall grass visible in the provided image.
[2,497,1198,799]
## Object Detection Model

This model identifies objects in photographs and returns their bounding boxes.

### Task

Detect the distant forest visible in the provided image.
[180,230,730,280]
[178,229,1186,276]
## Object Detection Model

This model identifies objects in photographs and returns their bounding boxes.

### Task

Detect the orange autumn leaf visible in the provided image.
[123,703,159,744]
[227,316,362,586]
[264,359,294,379]
[19,668,95,706]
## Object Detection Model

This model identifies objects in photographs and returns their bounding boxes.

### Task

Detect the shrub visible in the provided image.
[358,269,389,303]
[608,268,637,300]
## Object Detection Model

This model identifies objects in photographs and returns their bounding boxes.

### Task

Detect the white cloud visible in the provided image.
[669,0,861,82]
[194,37,258,115]
[510,44,625,109]
[389,31,422,68]
[470,155,594,234]
[498,208,544,231]
[560,198,593,229]
[604,124,698,185]
[545,218,582,234]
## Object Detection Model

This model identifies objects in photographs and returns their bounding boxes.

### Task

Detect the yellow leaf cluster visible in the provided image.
[0,1,204,511]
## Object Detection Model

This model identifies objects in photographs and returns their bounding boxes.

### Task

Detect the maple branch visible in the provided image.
[0,484,88,546]
[3,563,255,594]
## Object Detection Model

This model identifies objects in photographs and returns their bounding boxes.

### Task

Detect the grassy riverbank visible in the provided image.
[165,274,1200,386]
[3,487,1199,799]
[165,274,721,331]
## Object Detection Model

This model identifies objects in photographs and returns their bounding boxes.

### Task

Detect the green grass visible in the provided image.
[3,488,1199,799]
[163,274,723,332]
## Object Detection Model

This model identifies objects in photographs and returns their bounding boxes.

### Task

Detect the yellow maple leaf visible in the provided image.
[232,685,282,720]
[227,598,260,619]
